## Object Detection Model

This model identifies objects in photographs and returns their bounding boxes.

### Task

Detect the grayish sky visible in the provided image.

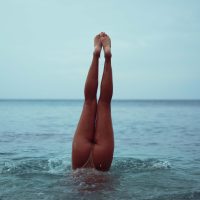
[0,0,200,99]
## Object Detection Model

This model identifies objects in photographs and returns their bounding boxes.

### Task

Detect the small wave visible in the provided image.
[0,152,16,156]
[1,157,171,176]
[1,157,69,175]
[147,190,200,200]
[112,158,171,172]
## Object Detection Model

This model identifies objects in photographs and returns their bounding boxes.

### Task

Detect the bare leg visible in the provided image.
[72,34,102,169]
[93,33,114,171]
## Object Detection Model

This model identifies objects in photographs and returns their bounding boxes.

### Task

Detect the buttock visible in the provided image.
[82,149,95,168]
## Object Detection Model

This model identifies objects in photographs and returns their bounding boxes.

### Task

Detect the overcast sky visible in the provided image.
[0,0,200,99]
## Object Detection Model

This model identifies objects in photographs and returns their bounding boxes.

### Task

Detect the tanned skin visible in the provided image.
[72,32,114,171]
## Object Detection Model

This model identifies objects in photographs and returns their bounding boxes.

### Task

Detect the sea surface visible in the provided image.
[0,100,200,200]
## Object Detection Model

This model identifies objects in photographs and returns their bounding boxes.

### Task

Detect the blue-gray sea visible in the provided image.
[0,100,200,200]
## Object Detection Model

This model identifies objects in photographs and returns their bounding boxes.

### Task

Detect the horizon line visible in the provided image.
[0,98,200,101]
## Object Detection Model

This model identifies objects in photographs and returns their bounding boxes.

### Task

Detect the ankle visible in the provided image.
[93,48,101,58]
[105,51,112,60]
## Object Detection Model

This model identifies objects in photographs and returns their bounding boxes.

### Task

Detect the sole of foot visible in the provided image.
[94,34,102,57]
[100,32,112,59]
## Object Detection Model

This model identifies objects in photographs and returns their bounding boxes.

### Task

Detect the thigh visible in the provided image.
[93,102,114,171]
[72,100,96,169]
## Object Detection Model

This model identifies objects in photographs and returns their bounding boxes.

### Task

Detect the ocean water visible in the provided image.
[0,100,200,200]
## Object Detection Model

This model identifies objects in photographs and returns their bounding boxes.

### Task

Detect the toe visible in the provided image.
[100,32,104,37]
[100,36,104,42]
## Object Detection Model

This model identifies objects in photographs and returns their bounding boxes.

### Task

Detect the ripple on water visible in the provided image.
[0,157,171,175]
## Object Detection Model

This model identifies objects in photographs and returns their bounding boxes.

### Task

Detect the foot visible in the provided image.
[100,32,112,59]
[94,34,102,57]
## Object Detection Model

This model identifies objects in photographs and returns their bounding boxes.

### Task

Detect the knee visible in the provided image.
[98,93,112,105]
[85,98,97,107]
[97,98,111,109]
[84,83,98,101]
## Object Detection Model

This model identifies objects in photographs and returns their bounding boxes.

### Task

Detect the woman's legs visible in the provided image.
[72,34,102,169]
[93,33,114,171]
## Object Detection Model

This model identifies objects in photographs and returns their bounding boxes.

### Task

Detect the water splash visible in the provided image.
[1,157,69,175]
[112,157,171,172]
[1,157,170,176]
